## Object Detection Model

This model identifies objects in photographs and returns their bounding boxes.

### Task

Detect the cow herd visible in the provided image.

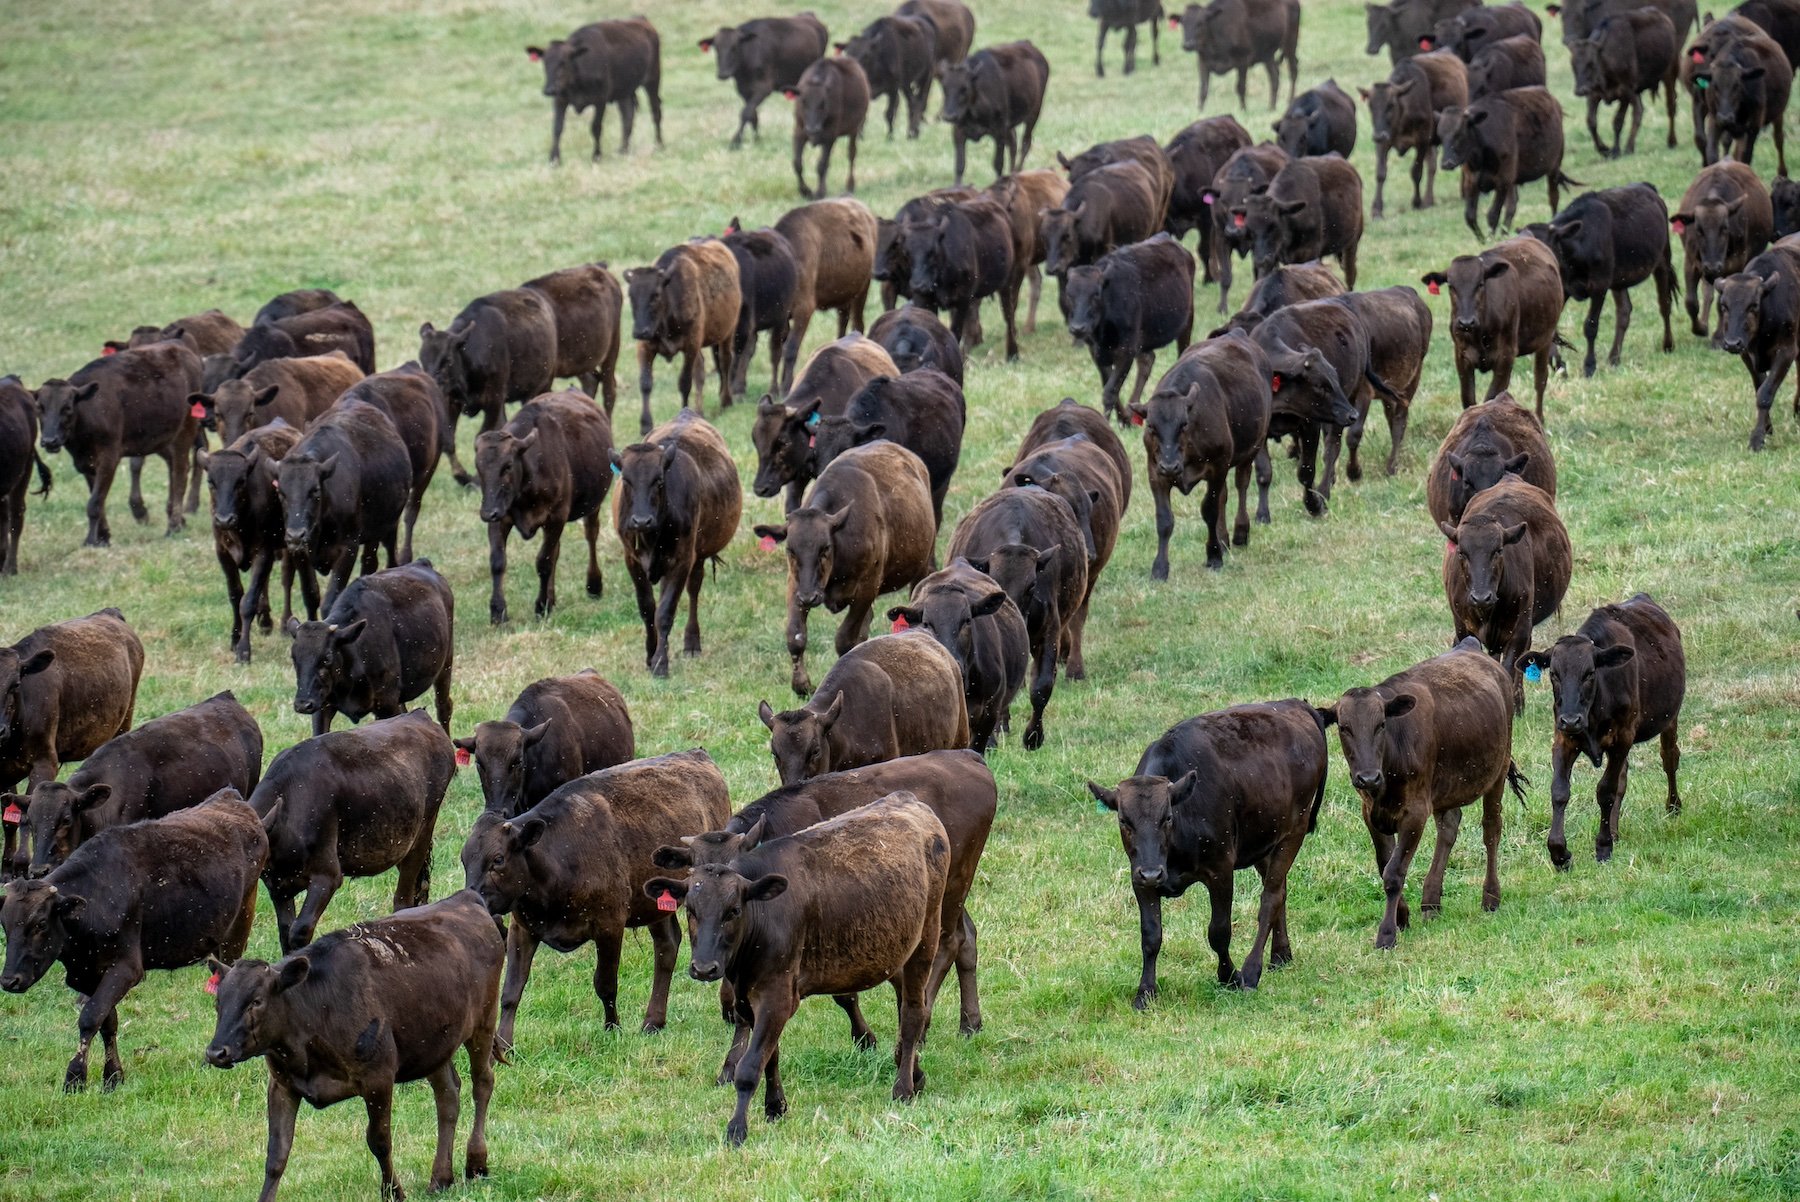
[6,0,1792,1194]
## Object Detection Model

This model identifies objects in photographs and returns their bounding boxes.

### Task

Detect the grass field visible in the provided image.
[2,0,1799,1197]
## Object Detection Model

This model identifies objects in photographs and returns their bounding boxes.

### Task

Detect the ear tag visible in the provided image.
[455,747,471,768]
[1427,281,1441,296]
[1672,219,1686,234]
[804,411,821,428]
[1524,663,1542,683]
[1130,411,1145,427]
[204,972,220,995]
[101,345,117,356]
[1270,374,1282,393]
[1232,212,1246,228]
[808,434,816,448]
[1096,796,1110,814]
[611,461,621,476]
[1696,77,1709,89]
[1691,49,1705,63]
[656,889,680,912]
[1418,37,1432,49]
[891,614,910,632]
[2,803,20,825]
[191,402,208,419]
[759,535,778,551]
[1449,467,1460,481]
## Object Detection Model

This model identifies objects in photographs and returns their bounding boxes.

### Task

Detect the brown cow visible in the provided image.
[192,352,365,447]
[627,239,742,436]
[525,262,624,417]
[453,670,635,818]
[1164,116,1252,283]
[1425,392,1557,529]
[336,363,446,564]
[1420,233,1567,417]
[888,560,1027,753]
[1332,285,1433,475]
[207,423,313,664]
[991,168,1071,333]
[773,198,878,393]
[107,309,244,358]
[751,333,897,511]
[1058,134,1176,229]
[1013,395,1133,513]
[1437,86,1581,239]
[1210,260,1345,336]
[1673,160,1773,337]
[1359,49,1468,219]
[0,378,48,576]
[788,55,871,199]
[1175,0,1301,110]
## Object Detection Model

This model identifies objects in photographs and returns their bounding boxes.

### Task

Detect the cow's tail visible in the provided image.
[1553,169,1585,190]
[1506,759,1531,808]
[1306,704,1330,833]
[30,452,51,498]
[1366,366,1405,404]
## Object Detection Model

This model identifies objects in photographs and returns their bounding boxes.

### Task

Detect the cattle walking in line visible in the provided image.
[1425,393,1557,529]
[1421,234,1567,418]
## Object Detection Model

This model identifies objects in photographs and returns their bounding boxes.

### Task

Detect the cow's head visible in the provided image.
[1522,635,1636,758]
[288,618,363,716]
[1040,205,1082,277]
[1262,334,1358,431]
[1714,269,1774,355]
[1441,511,1527,620]
[1437,252,1508,339]
[0,878,84,994]
[1365,3,1399,55]
[1442,445,1530,524]
[206,444,271,535]
[644,862,789,983]
[887,571,1010,690]
[750,395,818,498]
[276,453,335,554]
[703,27,744,80]
[460,808,547,914]
[1064,264,1105,344]
[0,645,54,748]
[759,693,843,785]
[474,427,539,528]
[204,955,310,1068]
[1242,192,1304,279]
[1088,772,1200,891]
[1436,104,1482,170]
[940,62,976,123]
[963,544,1062,619]
[33,379,98,453]
[1674,196,1747,279]
[454,719,552,817]
[624,265,673,344]
[1318,687,1417,803]
[796,63,838,142]
[18,781,110,878]
[612,441,678,536]
[418,322,479,415]
[758,504,849,612]
[199,380,281,445]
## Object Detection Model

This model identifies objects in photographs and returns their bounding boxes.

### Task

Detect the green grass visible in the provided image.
[2,0,1799,1198]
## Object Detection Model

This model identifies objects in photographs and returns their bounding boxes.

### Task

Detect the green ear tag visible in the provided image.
[1096,797,1110,815]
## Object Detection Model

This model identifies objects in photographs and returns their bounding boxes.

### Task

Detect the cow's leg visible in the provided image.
[728,991,796,1145]
[1371,144,1391,219]
[362,1087,400,1201]
[782,305,812,394]
[1700,277,1716,340]
[1607,285,1633,369]
[486,519,511,626]
[1665,78,1679,148]
[1131,886,1163,1008]
[883,87,901,138]
[643,913,679,1032]
[1201,474,1226,571]
[126,456,149,523]
[1419,805,1463,918]
[425,1060,461,1193]
[1532,349,1551,424]
[1375,809,1427,949]
[683,558,707,657]
[1239,842,1298,989]
[948,910,981,1033]
[1205,874,1237,985]
[1216,232,1234,313]
[1480,780,1504,912]
[1423,146,1440,209]
[1298,427,1325,516]
[647,82,664,147]
[269,891,299,957]
[1197,63,1208,111]
[549,100,567,165]
[220,548,249,661]
[162,447,189,533]
[1149,471,1176,581]
[1231,459,1254,546]
[1383,394,1409,476]
[1264,57,1280,109]
[1751,345,1795,450]
[892,923,937,1100]
[464,1021,495,1180]
[617,96,637,154]
[718,994,753,1085]
[590,102,605,161]
[1463,186,1482,239]
[676,347,699,414]
[627,558,657,667]
[294,555,321,625]
[953,130,968,187]
[636,345,657,437]
[1685,259,1704,336]
[1095,22,1108,77]
[396,825,433,910]
[1623,94,1643,156]
[286,866,343,951]
[68,960,141,1091]
[583,512,603,599]
[1581,293,1606,377]
[1253,443,1272,524]
[1065,589,1092,680]
[322,546,355,611]
[1595,749,1629,864]
[592,927,624,1030]
[767,322,789,398]
[1025,265,1043,333]
[1488,186,1509,237]
[1587,96,1607,157]
[496,920,540,1058]
[85,453,120,546]
[1658,725,1684,814]
[1655,258,1676,352]
[649,561,685,677]
[1772,113,1787,177]
[813,140,835,201]
[533,520,565,619]
[1320,424,1344,503]
[255,1077,302,1202]
[846,132,859,195]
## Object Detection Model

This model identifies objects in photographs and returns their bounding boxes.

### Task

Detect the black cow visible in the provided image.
[419,288,559,478]
[228,302,375,379]
[812,368,967,527]
[1468,34,1546,98]
[289,560,455,737]
[1203,142,1289,314]
[1425,392,1557,528]
[1715,242,1800,449]
[1210,261,1345,336]
[1239,153,1364,288]
[1773,175,1800,240]
[701,14,828,148]
[530,18,664,163]
[1424,3,1544,59]
[209,423,314,663]
[888,560,1027,753]
[1331,286,1433,476]
[1364,0,1479,63]
[1067,234,1196,427]
[1175,0,1301,110]
[0,378,49,574]
[1163,116,1252,283]
[789,55,870,199]
[723,225,799,399]
[1275,79,1356,157]
[1700,35,1792,176]
[336,362,446,564]
[942,41,1050,185]
[1092,0,1164,76]
[453,670,636,818]
[1570,8,1680,158]
[277,398,412,609]
[1420,234,1567,417]
[868,305,966,383]
[1361,50,1469,219]
[1532,183,1677,377]
[1251,300,1388,514]
[839,15,935,138]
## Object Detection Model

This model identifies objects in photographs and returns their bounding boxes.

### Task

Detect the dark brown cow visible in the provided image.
[876,187,977,311]
[1364,0,1479,63]
[107,309,245,358]
[1438,86,1581,239]
[759,631,970,784]
[1131,332,1272,576]
[627,239,742,436]
[1014,396,1133,513]
[14,692,261,877]
[2,791,266,1091]
[1065,233,1196,424]
[788,55,870,199]
[1532,183,1678,377]
[812,368,966,528]
[1175,0,1300,109]
[461,749,729,1047]
[1673,161,1773,337]
[1320,638,1526,949]
[289,559,455,737]
[1468,33,1547,98]
[208,424,313,663]
[1571,7,1680,157]
[253,709,453,952]
[253,289,342,327]
[1555,0,1697,45]
[839,14,935,139]
[529,17,664,163]
[35,342,201,545]
[192,352,364,447]
[1210,261,1345,336]
[888,560,1027,753]
[205,890,502,1202]
[454,670,635,818]
[1163,115,1252,283]
[1089,699,1327,1000]
[1092,0,1164,76]
[701,14,829,148]
[1522,594,1686,869]
[1238,153,1364,287]
[1420,233,1567,417]
[901,193,1023,357]
[989,169,1070,335]
[1425,392,1557,528]
[336,363,446,564]
[613,410,743,677]
[277,398,412,609]
[475,390,613,625]
[0,378,49,576]
[722,223,799,399]
[754,442,936,698]
[899,0,976,73]
[228,302,375,379]
[1424,3,1544,58]
[1040,160,1162,289]
[1203,141,1288,313]
[869,304,966,382]
[645,794,949,1146]
[947,486,1088,750]
[1058,135,1175,229]
[1696,21,1791,174]
[1275,79,1357,158]
[1441,475,1572,708]
[752,334,898,511]
[1360,49,1468,219]
[1714,241,1800,449]
[773,198,878,393]
[942,41,1050,185]
[1332,286,1433,475]
[525,262,625,417]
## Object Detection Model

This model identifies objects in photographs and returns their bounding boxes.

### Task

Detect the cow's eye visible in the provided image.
[489,855,504,871]
[724,907,741,921]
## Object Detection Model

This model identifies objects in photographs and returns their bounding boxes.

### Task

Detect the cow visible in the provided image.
[0,378,49,575]
[1532,183,1677,377]
[475,390,613,625]
[1,791,266,1091]
[1699,34,1792,175]
[902,193,1023,357]
[1067,236,1197,428]
[420,288,560,466]
[752,334,898,511]
[1425,392,1557,529]
[754,441,935,697]
[772,198,878,392]
[1714,241,1800,449]
[1320,638,1526,949]
[723,224,799,400]
[227,302,375,378]
[1091,0,1164,76]
[1175,0,1300,110]
[1238,152,1364,287]
[899,0,976,73]
[1089,699,1327,1001]
[1275,79,1357,157]
[1331,285,1434,475]
[106,309,245,358]
[1210,261,1346,336]
[942,41,1050,186]
[453,670,636,818]
[1777,177,1800,239]
[1250,302,1390,514]
[643,792,949,1145]
[788,55,870,199]
[946,487,1087,750]
[875,187,978,311]
[1130,332,1272,577]
[1364,0,1479,64]
[253,709,452,952]
[1467,33,1547,98]
[209,424,312,663]
[252,289,342,327]
[529,18,663,164]
[277,398,411,609]
[336,363,446,564]
[1420,233,1567,417]
[1424,3,1544,58]
[1041,160,1162,300]
[192,352,364,447]
[524,262,625,417]
[1441,474,1572,708]
[839,14,936,139]
[0,610,142,877]
[759,631,970,784]
[1730,0,1800,64]
[1164,116,1252,283]
[1059,135,1176,232]
[812,368,967,527]
[1554,0,1697,45]
[1571,8,1680,158]
[204,890,502,1202]
[1675,163,1776,338]
[289,559,455,737]
[1437,86,1581,239]
[461,749,729,1047]
[1013,395,1134,512]
[1360,49,1469,219]
[888,561,1027,752]
[869,304,966,382]
[1521,595,1686,869]
[34,342,200,545]
[627,238,742,435]
[655,749,995,1049]
[989,168,1070,334]
[14,692,261,877]
[701,14,829,148]
[613,410,742,676]
[1203,141,1289,314]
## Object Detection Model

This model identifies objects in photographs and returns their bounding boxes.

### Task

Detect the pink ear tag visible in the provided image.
[1130,411,1145,427]
[528,49,542,61]
[759,535,777,551]
[205,972,220,996]
[191,402,208,419]
[101,345,117,356]
[1270,374,1282,393]
[1672,219,1686,234]
[1427,281,1441,296]
[455,747,471,768]
[656,889,679,912]
[2,803,20,825]
[891,614,910,632]
[1692,49,1705,63]
[1232,212,1246,228]
[808,434,816,448]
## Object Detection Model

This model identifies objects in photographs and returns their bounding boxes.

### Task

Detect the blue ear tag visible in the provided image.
[805,412,821,428]
[1096,797,1110,815]
[1524,663,1542,683]
[611,461,621,476]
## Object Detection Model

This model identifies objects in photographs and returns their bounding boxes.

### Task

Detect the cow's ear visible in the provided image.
[964,555,990,575]
[752,523,787,544]
[1278,199,1308,216]
[275,956,310,992]
[316,453,339,479]
[794,397,823,424]
[19,648,54,675]
[1468,107,1490,125]
[1440,520,1460,544]
[568,43,589,59]
[206,955,231,980]
[887,604,923,627]
[1036,543,1061,568]
[1086,780,1119,811]
[1671,211,1696,229]
[52,891,87,924]
[644,876,687,902]
[608,448,623,473]
[1483,259,1512,280]
[971,591,1009,619]
[1169,770,1201,806]
[522,720,551,749]
[419,322,436,338]
[525,46,545,60]
[1520,650,1551,673]
[333,618,367,645]
[651,845,694,869]
[1501,521,1528,545]
[820,691,845,730]
[758,700,777,730]
[1595,645,1636,669]
[452,736,476,754]
[252,385,280,408]
[1420,271,1447,288]
[72,784,112,813]
[72,382,101,403]
[741,814,768,850]
[1384,693,1417,719]
[1726,196,1745,215]
[511,816,547,851]
[1357,86,1373,102]
[746,874,789,902]
[1744,66,1766,81]
[825,506,851,532]
[1316,704,1338,728]
[859,421,887,442]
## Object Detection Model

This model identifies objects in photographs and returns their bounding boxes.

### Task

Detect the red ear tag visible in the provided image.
[759,535,777,551]
[1692,49,1705,63]
[891,614,910,632]
[190,402,208,419]
[1419,37,1432,49]
[783,90,797,100]
[2,803,20,825]
[205,972,220,996]
[454,747,471,768]
[1270,374,1282,393]
[1130,411,1145,427]
[1449,467,1461,481]
[1672,219,1686,234]
[528,50,541,61]
[1232,212,1246,228]
[1427,281,1441,296]
[656,889,679,912]
[101,345,117,356]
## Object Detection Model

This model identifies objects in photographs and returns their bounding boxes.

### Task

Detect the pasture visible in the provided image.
[1,0,1798,1198]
